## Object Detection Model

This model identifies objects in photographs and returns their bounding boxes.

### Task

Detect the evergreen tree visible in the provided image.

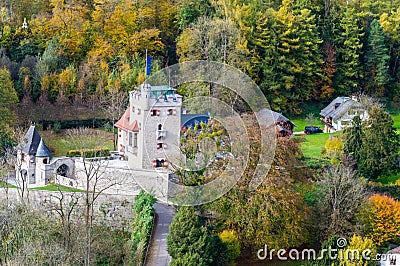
[167,206,228,266]
[365,19,390,96]
[334,7,364,95]
[359,107,400,178]
[248,0,323,113]
[343,115,364,164]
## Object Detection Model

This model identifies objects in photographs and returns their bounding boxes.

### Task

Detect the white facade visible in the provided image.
[381,253,399,266]
[16,125,75,187]
[320,96,368,133]
[116,84,183,170]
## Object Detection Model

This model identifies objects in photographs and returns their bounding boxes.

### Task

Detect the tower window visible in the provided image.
[158,124,162,130]
[157,143,163,149]
[151,109,160,116]
[133,133,138,147]
[153,159,168,168]
[167,109,173,116]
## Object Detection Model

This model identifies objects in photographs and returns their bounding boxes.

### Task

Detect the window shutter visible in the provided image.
[156,110,160,116]
[173,109,177,116]
[153,160,157,168]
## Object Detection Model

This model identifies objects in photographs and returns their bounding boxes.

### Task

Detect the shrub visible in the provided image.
[127,190,156,265]
[340,235,376,266]
[219,230,240,265]
[53,121,61,134]
[66,147,110,158]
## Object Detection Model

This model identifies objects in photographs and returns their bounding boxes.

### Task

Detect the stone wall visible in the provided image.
[0,188,136,228]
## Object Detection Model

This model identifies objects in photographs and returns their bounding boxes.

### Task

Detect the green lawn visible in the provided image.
[291,118,324,133]
[30,184,84,192]
[40,129,115,157]
[391,112,400,131]
[296,133,339,158]
[0,180,17,188]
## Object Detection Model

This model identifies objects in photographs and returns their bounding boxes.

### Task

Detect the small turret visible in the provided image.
[36,138,51,164]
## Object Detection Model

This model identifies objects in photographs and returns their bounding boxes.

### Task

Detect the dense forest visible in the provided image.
[0,0,400,116]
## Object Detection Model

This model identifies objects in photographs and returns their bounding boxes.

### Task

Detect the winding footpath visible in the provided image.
[146,203,176,266]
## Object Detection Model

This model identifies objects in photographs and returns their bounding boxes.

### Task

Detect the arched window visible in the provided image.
[158,124,162,131]
[56,164,69,177]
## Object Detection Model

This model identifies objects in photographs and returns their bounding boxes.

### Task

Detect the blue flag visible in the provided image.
[146,55,152,76]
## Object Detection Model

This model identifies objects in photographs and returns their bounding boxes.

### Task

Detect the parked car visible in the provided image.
[304,126,323,134]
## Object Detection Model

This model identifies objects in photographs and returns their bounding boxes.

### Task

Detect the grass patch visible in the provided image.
[296,132,339,159]
[0,180,17,188]
[291,119,324,132]
[40,129,114,157]
[391,113,400,131]
[30,184,84,192]
[375,173,400,185]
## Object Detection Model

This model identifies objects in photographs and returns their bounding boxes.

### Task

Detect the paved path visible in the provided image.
[146,203,176,266]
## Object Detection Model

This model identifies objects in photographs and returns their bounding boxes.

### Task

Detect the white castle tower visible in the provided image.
[115,83,183,170]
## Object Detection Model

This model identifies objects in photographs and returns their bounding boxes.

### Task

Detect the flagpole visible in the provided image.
[145,49,148,78]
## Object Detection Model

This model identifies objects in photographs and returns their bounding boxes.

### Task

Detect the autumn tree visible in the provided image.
[0,67,18,151]
[362,194,400,246]
[317,165,366,240]
[210,137,310,250]
[340,235,376,266]
[177,17,247,68]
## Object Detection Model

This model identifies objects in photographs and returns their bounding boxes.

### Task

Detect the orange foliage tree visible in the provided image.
[363,194,400,246]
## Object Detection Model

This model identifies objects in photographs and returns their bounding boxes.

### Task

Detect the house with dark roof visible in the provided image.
[257,109,295,137]
[16,124,75,187]
[320,96,368,133]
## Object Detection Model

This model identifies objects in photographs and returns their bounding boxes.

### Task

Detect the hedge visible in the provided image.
[39,118,109,130]
[128,190,156,265]
[66,147,110,158]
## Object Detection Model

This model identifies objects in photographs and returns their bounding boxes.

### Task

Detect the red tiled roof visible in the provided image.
[115,108,139,131]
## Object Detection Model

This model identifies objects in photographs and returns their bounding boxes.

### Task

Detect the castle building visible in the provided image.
[115,84,183,170]
[16,125,75,186]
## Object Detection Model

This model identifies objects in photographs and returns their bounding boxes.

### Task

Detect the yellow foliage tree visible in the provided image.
[339,235,376,266]
[325,136,343,163]
[363,194,400,246]
[218,230,240,265]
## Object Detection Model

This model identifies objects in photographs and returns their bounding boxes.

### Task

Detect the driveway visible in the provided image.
[145,203,176,266]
